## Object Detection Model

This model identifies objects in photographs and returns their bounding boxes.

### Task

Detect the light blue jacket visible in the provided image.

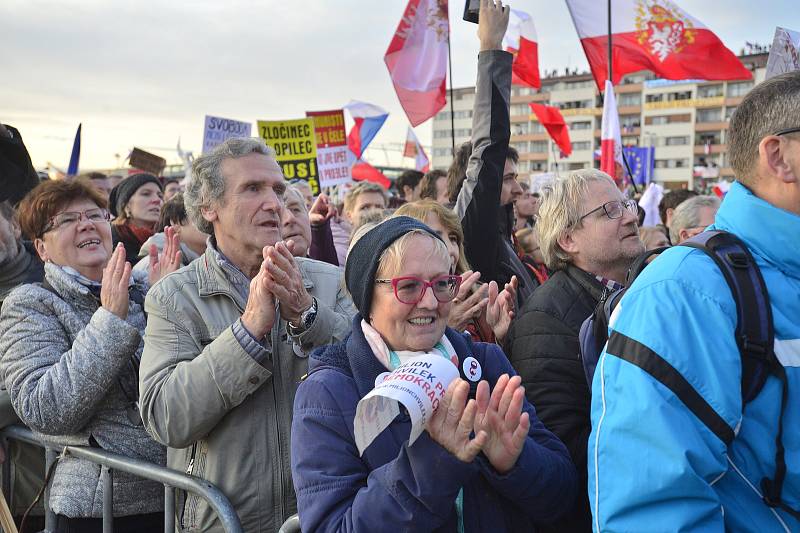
[588,182,800,532]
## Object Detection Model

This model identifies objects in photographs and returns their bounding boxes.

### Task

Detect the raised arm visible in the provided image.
[455,0,512,285]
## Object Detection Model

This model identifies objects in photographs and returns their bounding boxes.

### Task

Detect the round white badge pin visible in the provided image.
[462,357,482,382]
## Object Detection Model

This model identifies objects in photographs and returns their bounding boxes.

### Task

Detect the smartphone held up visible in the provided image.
[463,0,480,23]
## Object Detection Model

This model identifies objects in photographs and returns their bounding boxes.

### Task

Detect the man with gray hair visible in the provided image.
[505,168,644,532]
[139,137,356,532]
[588,71,800,531]
[668,194,720,244]
[283,185,339,266]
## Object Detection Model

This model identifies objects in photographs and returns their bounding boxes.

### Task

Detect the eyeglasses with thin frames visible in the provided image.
[41,208,111,236]
[775,126,800,137]
[374,275,462,305]
[578,199,638,224]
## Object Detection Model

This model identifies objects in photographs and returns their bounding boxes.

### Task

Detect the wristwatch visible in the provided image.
[289,297,318,334]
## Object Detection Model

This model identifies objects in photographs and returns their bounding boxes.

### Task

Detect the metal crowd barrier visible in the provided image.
[0,425,244,533]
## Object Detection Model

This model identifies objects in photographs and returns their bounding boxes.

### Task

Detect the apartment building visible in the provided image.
[431,53,769,190]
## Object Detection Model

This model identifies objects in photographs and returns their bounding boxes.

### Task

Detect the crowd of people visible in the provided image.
[0,1,798,532]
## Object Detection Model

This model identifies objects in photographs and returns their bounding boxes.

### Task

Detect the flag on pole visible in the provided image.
[403,127,430,172]
[622,146,655,185]
[67,123,82,176]
[529,104,572,157]
[385,0,449,126]
[565,0,752,90]
[503,9,541,88]
[352,160,392,189]
[600,80,624,181]
[344,101,389,160]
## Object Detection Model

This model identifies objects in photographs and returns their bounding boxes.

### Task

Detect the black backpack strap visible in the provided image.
[681,231,775,402]
[624,246,671,286]
[681,231,800,519]
[586,246,667,385]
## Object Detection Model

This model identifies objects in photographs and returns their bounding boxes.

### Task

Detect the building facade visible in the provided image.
[431,53,768,190]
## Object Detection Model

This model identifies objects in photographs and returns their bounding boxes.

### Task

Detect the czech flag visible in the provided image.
[344,101,389,160]
[565,0,751,91]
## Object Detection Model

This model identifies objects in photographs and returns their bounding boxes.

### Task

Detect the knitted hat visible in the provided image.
[345,216,443,318]
[109,173,162,217]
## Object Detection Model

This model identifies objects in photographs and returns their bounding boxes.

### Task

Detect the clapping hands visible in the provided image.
[147,225,182,286]
[485,276,517,344]
[474,374,529,474]
[101,243,131,319]
[428,374,528,474]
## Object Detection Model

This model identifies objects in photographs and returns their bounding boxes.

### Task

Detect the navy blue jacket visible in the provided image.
[291,316,577,532]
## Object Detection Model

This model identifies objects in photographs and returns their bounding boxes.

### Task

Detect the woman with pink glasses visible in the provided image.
[291,216,577,532]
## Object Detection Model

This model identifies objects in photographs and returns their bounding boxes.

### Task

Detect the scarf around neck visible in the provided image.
[118,221,155,248]
[360,319,459,371]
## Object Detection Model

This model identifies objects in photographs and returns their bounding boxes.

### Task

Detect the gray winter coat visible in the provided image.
[139,245,356,532]
[0,262,166,518]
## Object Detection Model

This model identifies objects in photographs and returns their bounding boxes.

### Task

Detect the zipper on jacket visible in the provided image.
[271,314,287,521]
[180,442,199,529]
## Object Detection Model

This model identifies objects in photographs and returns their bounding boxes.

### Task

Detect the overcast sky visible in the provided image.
[1,0,796,171]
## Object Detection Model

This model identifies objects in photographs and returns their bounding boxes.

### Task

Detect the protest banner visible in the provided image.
[202,115,252,154]
[257,118,319,193]
[354,354,458,455]
[129,147,166,176]
[766,27,800,80]
[306,109,352,188]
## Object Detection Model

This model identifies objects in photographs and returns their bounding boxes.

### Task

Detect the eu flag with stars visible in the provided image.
[622,146,655,186]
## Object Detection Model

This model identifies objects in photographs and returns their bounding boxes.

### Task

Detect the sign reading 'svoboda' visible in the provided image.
[257,118,319,193]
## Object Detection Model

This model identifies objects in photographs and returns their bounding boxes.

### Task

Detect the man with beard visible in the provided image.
[505,169,644,532]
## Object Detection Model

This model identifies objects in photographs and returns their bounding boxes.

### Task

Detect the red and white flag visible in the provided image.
[385,0,449,126]
[403,127,430,172]
[503,9,540,88]
[565,0,751,89]
[352,160,392,189]
[600,80,624,182]
[529,103,571,156]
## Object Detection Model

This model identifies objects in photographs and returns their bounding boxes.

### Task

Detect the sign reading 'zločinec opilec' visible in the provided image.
[258,118,319,194]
